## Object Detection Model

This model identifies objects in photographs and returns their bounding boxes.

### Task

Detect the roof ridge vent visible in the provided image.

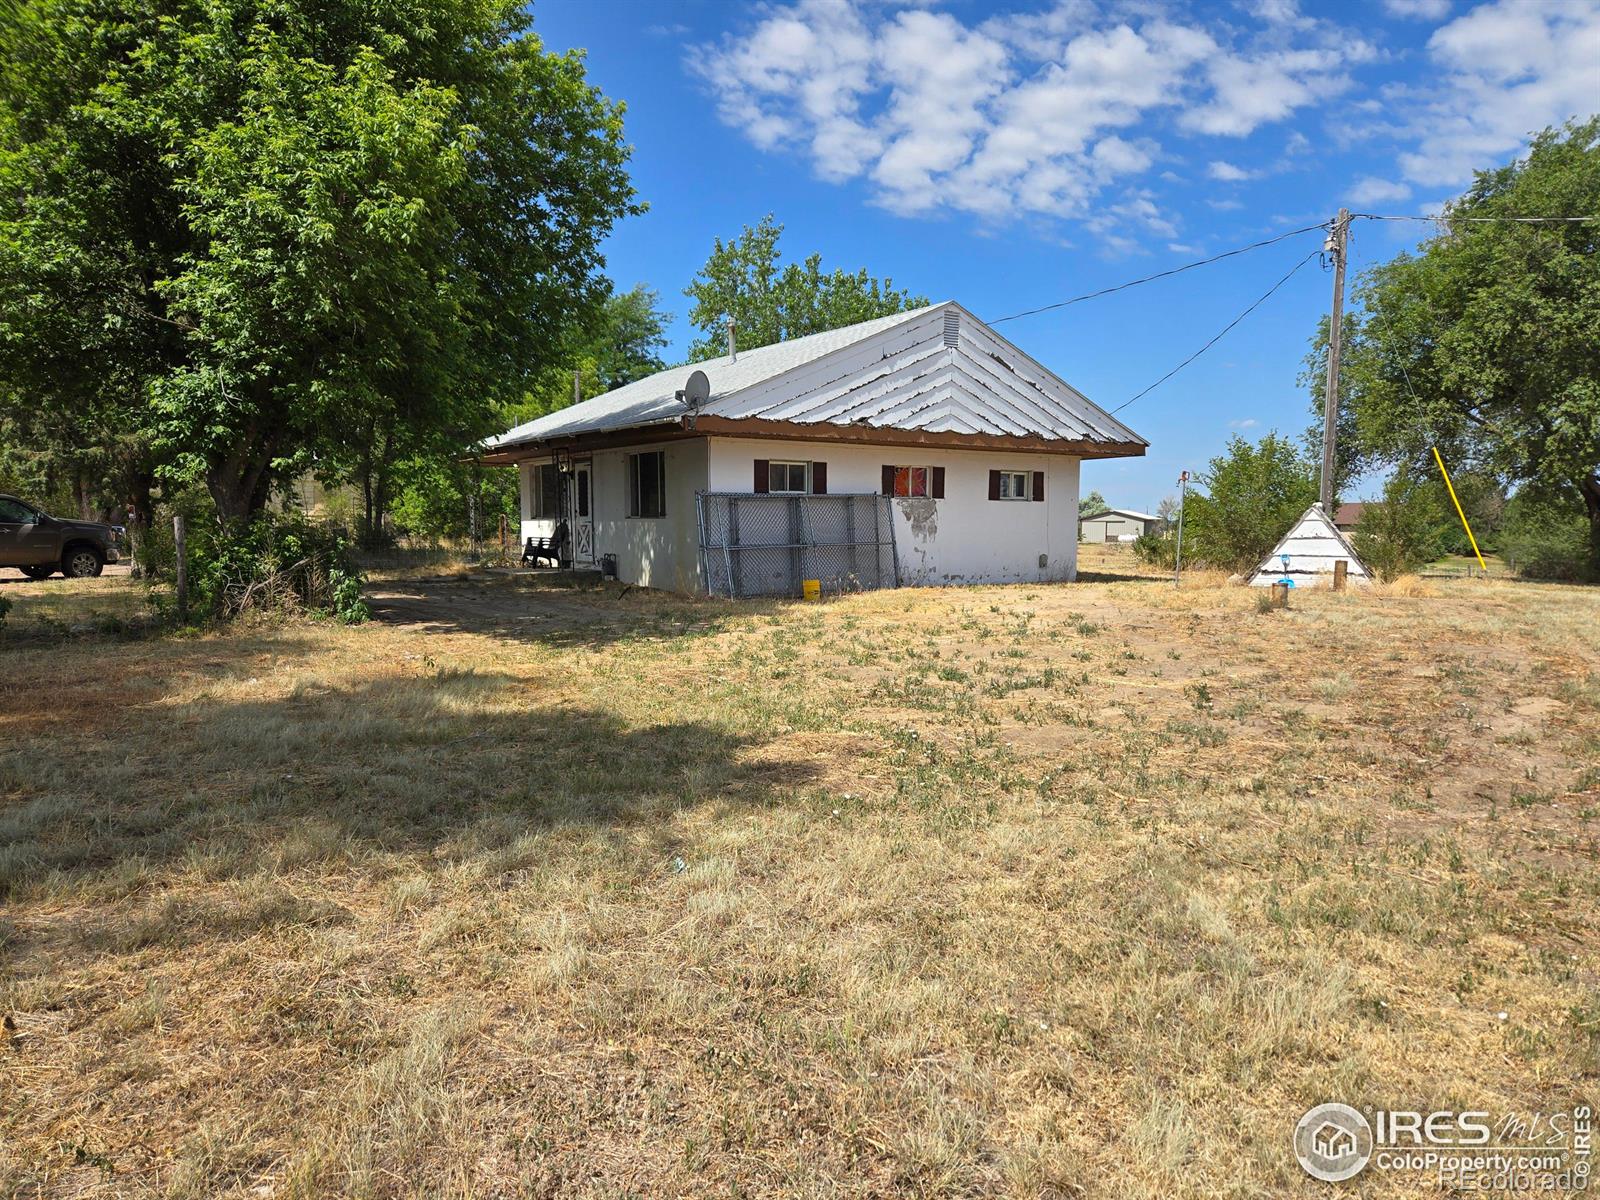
[942,308,960,348]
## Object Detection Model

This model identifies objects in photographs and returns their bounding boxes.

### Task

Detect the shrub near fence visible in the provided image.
[146,511,369,623]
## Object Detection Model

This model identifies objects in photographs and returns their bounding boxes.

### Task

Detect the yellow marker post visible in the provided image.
[1432,446,1487,572]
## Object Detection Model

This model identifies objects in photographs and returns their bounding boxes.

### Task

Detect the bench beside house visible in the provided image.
[479,301,1148,595]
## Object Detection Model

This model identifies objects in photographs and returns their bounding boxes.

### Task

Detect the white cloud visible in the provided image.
[1207,160,1257,181]
[1382,0,1451,18]
[696,0,1594,239]
[698,0,1374,238]
[1182,46,1362,137]
[1348,176,1413,205]
[1397,0,1600,186]
[1230,418,1260,428]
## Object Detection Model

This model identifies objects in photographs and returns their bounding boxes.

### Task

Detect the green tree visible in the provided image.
[1501,490,1592,580]
[387,286,670,543]
[1315,120,1600,575]
[1352,468,1446,581]
[0,0,639,524]
[1183,432,1319,573]
[1081,490,1109,517]
[591,285,670,391]
[684,215,926,360]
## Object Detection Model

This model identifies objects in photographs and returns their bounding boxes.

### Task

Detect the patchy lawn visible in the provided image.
[2,569,1597,1197]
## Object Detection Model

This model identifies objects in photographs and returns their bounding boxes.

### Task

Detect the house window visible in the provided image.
[988,468,1043,502]
[894,466,928,497]
[628,450,666,518]
[531,464,562,519]
[768,461,809,494]
[881,464,944,499]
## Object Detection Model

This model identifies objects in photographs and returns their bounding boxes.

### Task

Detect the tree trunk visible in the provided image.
[73,470,94,521]
[125,470,155,578]
[1582,472,1600,580]
[207,442,275,524]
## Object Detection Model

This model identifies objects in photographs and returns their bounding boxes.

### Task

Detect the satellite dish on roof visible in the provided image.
[682,369,710,412]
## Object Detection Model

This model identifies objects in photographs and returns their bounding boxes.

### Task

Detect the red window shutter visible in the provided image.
[988,470,1001,501]
[811,462,828,494]
[753,459,769,494]
[882,464,896,496]
[1032,471,1046,502]
[931,466,945,499]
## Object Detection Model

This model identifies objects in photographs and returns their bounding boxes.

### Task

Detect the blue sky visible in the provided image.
[532,0,1598,511]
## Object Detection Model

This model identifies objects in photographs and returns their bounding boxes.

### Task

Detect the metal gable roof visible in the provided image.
[1085,509,1159,522]
[485,301,1146,452]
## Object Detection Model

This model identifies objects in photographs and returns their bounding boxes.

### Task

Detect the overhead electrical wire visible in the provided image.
[977,206,1593,418]
[985,221,1330,326]
[1109,249,1322,415]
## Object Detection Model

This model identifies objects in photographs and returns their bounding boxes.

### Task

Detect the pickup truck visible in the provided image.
[0,493,123,579]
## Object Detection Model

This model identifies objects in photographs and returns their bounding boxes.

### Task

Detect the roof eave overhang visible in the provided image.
[691,416,1146,458]
[475,415,1146,464]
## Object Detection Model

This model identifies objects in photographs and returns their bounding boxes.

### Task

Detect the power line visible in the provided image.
[1109,249,1321,416]
[986,222,1330,326]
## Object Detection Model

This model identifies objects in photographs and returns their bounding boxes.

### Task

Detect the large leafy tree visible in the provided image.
[590,284,670,392]
[684,215,926,360]
[0,0,639,522]
[389,287,670,542]
[1183,432,1319,573]
[1352,467,1446,581]
[1314,120,1600,573]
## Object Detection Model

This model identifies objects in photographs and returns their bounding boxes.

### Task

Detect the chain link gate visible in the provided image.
[696,492,900,598]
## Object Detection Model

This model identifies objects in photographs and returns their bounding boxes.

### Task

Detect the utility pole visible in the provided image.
[1319,208,1350,512]
[1173,470,1188,588]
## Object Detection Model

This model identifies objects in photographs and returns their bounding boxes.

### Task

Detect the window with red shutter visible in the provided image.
[811,462,828,494]
[931,466,945,499]
[1032,471,1046,502]
[753,459,769,494]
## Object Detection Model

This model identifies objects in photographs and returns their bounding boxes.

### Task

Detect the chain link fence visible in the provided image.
[697,492,900,598]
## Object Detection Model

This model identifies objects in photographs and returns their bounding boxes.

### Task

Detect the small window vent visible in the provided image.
[942,309,960,347]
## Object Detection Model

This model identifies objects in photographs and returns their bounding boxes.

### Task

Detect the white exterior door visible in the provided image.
[571,459,595,565]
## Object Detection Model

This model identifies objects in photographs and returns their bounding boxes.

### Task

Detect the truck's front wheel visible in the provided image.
[62,546,103,578]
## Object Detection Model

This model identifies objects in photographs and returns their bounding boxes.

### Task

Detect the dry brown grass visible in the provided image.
[2,568,1598,1198]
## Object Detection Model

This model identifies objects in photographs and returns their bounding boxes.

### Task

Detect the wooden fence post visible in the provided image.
[173,513,188,623]
[1333,560,1347,592]
[499,512,508,561]
[1270,581,1289,609]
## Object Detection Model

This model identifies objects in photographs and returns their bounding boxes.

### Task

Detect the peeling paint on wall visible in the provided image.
[897,496,938,540]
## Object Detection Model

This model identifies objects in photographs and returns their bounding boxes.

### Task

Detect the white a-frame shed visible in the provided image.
[481,301,1147,594]
[1247,503,1371,588]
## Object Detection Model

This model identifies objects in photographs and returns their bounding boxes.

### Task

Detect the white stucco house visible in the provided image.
[480,302,1147,595]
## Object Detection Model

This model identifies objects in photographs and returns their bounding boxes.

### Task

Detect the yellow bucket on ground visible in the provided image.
[802,579,821,602]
